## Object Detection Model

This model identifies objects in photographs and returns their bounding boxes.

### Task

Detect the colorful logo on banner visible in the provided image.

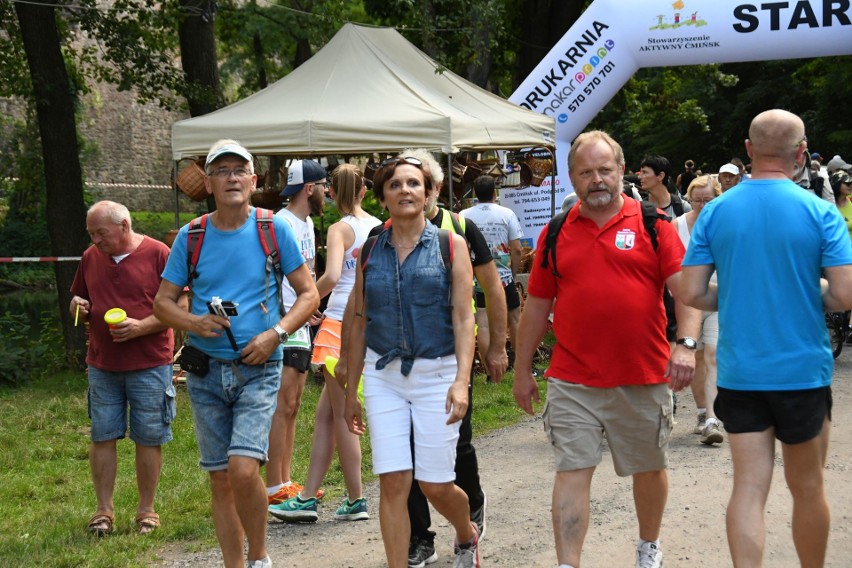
[649,1,708,30]
[639,1,720,53]
[518,21,615,115]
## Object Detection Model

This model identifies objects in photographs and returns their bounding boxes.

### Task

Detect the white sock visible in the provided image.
[558,565,577,568]
[705,417,718,427]
[639,538,661,548]
[266,484,283,496]
[697,408,706,416]
[283,480,293,486]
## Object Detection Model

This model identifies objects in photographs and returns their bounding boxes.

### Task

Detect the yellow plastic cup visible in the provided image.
[104,308,127,328]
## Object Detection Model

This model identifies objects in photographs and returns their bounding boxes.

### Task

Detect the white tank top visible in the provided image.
[324,214,382,320]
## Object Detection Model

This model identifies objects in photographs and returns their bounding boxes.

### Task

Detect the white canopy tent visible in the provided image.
[171,23,554,159]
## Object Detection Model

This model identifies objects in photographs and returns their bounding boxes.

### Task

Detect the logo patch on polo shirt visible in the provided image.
[615,229,636,250]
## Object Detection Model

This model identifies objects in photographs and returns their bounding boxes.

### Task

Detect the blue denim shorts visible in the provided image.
[87,364,176,446]
[186,359,282,471]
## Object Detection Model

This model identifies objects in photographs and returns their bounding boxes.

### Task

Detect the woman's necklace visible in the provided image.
[391,238,418,250]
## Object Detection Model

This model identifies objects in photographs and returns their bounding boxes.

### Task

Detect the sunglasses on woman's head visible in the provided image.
[380,156,423,168]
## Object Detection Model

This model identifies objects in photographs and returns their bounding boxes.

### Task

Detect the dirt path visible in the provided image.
[161,352,852,567]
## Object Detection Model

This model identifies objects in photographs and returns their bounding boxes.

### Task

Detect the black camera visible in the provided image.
[206,296,240,352]
[207,297,239,318]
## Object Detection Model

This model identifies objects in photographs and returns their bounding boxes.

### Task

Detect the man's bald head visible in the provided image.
[748,109,806,161]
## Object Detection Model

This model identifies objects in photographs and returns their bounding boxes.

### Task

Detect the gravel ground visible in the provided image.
[159,351,852,567]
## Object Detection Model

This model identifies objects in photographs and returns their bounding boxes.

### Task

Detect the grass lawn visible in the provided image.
[0,366,546,567]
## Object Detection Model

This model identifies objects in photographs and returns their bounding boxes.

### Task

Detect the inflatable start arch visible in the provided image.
[505,0,852,243]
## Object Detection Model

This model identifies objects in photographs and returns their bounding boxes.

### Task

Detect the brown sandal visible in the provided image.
[87,513,114,536]
[135,512,160,535]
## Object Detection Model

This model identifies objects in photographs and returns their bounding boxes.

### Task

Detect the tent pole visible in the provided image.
[447,153,454,211]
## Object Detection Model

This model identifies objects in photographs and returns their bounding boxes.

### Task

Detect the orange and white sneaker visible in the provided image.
[291,481,325,500]
[267,482,324,505]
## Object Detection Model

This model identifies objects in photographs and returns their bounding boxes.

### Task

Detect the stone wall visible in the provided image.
[78,82,199,213]
[86,182,207,215]
[1,80,207,214]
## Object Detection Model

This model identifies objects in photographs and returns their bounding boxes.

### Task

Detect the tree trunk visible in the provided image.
[466,1,494,89]
[14,1,89,368]
[177,0,223,117]
[515,0,584,88]
[177,0,224,212]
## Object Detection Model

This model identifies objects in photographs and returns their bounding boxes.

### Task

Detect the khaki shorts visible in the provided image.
[543,379,672,477]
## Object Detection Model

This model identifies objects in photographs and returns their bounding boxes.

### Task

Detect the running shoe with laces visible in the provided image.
[267,482,324,505]
[408,536,438,568]
[636,540,663,568]
[268,495,318,522]
[701,420,724,445]
[470,490,487,542]
[334,497,369,521]
[453,522,480,568]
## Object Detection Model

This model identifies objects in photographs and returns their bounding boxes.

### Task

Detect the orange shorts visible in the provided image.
[310,317,342,368]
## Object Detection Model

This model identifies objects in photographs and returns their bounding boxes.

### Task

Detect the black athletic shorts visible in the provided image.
[714,386,832,445]
[282,348,311,373]
[475,281,521,311]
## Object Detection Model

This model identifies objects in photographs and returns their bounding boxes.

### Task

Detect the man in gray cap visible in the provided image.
[155,140,319,568]
[827,155,851,175]
[266,159,329,506]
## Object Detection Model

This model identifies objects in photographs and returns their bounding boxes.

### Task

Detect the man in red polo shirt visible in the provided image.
[513,130,697,568]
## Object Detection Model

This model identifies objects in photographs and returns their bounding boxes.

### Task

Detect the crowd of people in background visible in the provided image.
[70,111,852,568]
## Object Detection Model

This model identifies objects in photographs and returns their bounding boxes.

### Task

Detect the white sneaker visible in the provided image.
[247,556,271,568]
[453,523,480,568]
[701,420,724,445]
[636,541,663,568]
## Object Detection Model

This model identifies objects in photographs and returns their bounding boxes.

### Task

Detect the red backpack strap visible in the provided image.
[359,235,378,273]
[255,208,286,317]
[255,208,279,258]
[186,214,208,286]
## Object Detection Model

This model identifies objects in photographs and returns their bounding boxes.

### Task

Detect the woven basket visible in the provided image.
[520,155,552,187]
[176,159,208,201]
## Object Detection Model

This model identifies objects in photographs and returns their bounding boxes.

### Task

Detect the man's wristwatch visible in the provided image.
[676,336,698,350]
[273,324,289,345]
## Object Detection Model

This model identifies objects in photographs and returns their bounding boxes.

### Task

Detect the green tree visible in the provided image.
[13,1,90,366]
[3,1,187,366]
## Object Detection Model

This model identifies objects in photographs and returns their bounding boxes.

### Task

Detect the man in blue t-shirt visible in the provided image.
[681,109,852,568]
[155,140,319,568]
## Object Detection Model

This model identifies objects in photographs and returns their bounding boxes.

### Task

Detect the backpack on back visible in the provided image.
[541,200,669,278]
[185,208,286,317]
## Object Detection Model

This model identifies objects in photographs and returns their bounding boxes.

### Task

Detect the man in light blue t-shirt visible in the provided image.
[681,109,852,568]
[154,140,319,568]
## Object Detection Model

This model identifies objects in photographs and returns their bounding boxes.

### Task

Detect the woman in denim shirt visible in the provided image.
[342,156,480,567]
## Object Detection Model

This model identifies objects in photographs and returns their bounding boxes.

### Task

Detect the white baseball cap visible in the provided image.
[718,163,740,176]
[205,142,252,169]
